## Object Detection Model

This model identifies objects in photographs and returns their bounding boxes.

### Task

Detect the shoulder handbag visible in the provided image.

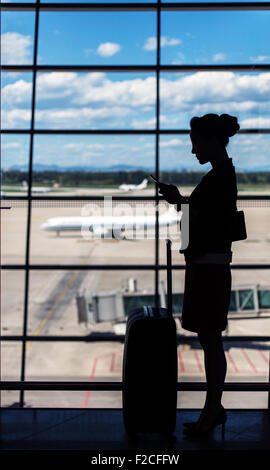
[230,210,247,242]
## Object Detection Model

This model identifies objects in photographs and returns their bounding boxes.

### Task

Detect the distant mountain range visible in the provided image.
[4,163,152,172]
[3,163,270,172]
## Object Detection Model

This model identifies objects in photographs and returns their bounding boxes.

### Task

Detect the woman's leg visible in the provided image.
[198,330,227,411]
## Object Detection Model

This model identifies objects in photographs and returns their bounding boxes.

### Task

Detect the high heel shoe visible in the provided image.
[183,404,225,428]
[183,407,227,438]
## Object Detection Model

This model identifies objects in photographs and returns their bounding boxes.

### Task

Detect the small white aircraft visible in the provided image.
[119,178,148,192]
[40,206,180,237]
[20,180,51,193]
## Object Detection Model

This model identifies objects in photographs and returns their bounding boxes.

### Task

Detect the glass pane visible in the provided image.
[159,133,270,173]
[229,291,237,312]
[0,392,21,409]
[1,73,33,129]
[1,201,28,265]
[161,11,270,65]
[163,0,270,3]
[239,289,255,310]
[259,290,270,308]
[160,71,270,131]
[38,11,156,65]
[232,206,270,265]
[31,199,179,264]
[1,12,35,65]
[35,72,156,129]
[23,391,123,408]
[1,133,30,173]
[42,0,155,3]
[1,342,22,381]
[32,133,155,194]
[1,271,25,336]
[1,0,35,3]
[27,270,155,335]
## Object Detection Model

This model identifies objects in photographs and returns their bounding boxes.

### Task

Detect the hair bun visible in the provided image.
[219,114,240,137]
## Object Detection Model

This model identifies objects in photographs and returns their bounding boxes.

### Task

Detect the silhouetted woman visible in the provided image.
[158,113,239,437]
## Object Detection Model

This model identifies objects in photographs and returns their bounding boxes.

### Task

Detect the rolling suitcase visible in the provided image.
[122,239,178,435]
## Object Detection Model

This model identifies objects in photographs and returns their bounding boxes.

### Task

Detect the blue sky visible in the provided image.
[1,6,270,171]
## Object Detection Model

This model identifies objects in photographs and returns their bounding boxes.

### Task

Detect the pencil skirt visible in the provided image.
[181,263,232,333]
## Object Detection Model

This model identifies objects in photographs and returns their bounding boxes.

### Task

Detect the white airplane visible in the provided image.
[20,180,51,193]
[119,178,148,192]
[40,206,180,237]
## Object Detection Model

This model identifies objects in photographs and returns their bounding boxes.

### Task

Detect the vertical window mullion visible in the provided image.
[20,1,40,408]
[155,1,161,309]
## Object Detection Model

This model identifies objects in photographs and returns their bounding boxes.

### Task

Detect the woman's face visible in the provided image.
[190,131,218,164]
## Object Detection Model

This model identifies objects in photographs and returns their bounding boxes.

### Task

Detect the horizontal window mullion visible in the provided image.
[2,64,270,72]
[1,264,270,269]
[1,335,270,342]
[2,195,270,200]
[1,381,269,392]
[1,2,270,13]
[2,129,270,135]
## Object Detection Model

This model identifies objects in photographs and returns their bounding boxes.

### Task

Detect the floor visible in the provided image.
[1,408,270,452]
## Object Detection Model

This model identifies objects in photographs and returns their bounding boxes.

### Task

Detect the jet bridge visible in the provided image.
[76,280,270,326]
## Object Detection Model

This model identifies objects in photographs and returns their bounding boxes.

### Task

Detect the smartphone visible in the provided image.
[150,174,162,186]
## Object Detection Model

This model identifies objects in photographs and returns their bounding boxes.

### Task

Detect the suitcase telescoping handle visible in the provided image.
[166,239,172,317]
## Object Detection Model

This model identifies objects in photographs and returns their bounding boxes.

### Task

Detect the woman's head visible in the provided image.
[189,113,240,164]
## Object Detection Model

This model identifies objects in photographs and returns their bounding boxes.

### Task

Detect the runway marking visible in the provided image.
[84,356,99,408]
[193,350,204,373]
[110,352,116,372]
[241,348,258,374]
[226,351,239,374]
[258,350,270,365]
[177,349,185,373]
[84,351,120,407]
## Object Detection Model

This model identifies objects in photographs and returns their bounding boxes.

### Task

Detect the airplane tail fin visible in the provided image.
[137,178,148,189]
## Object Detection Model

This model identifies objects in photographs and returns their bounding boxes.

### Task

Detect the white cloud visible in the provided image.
[131,116,159,129]
[97,42,121,57]
[64,143,105,150]
[131,114,180,129]
[160,72,270,112]
[34,106,132,128]
[2,79,32,105]
[160,139,186,147]
[1,142,21,149]
[240,117,270,128]
[161,37,181,47]
[143,36,181,51]
[1,109,31,128]
[213,53,226,62]
[2,71,270,143]
[1,32,32,64]
[250,55,270,63]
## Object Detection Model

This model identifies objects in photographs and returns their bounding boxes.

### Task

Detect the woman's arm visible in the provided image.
[158,183,188,209]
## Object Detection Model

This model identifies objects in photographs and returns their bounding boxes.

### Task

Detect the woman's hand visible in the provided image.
[158,183,183,205]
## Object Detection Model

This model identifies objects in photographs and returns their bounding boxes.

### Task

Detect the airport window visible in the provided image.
[161,10,270,65]
[1,1,270,410]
